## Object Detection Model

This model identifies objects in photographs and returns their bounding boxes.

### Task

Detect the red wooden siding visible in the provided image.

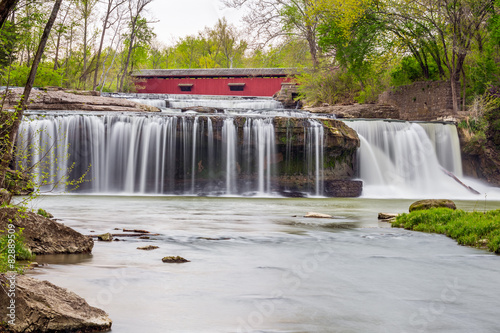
[134,77,293,97]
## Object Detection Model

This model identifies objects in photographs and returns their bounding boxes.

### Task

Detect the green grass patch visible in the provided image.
[392,208,500,253]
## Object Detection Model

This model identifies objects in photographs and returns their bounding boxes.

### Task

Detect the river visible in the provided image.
[28,195,500,333]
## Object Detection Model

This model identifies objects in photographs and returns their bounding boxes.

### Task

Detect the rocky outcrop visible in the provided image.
[2,88,160,112]
[409,199,457,212]
[0,207,93,254]
[0,274,112,332]
[459,117,500,187]
[274,82,301,109]
[324,180,363,197]
[305,104,400,119]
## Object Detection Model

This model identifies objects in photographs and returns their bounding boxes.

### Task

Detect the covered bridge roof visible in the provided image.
[132,68,299,78]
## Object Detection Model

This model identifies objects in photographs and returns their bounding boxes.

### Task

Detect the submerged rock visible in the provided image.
[0,207,93,255]
[304,212,333,218]
[162,256,190,263]
[409,199,457,212]
[0,274,112,332]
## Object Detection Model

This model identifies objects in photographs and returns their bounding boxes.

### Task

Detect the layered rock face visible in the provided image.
[459,108,500,187]
[188,116,361,196]
[0,274,112,333]
[2,88,159,112]
[305,104,400,119]
[0,207,93,254]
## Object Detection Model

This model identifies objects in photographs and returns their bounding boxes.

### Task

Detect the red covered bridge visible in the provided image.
[132,68,298,97]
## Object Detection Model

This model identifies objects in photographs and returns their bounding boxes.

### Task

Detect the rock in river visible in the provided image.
[409,199,457,212]
[162,256,190,263]
[0,274,112,332]
[304,212,333,218]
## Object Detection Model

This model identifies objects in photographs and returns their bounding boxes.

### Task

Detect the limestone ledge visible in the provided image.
[2,87,160,112]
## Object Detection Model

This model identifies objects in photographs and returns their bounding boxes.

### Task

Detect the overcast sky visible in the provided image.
[147,0,245,45]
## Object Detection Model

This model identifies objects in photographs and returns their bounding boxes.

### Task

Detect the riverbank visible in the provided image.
[392,208,500,253]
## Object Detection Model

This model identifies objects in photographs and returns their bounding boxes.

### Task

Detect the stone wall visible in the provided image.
[378,81,459,121]
[275,82,301,108]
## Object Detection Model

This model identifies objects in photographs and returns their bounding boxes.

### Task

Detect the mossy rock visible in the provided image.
[97,233,113,242]
[162,256,190,263]
[409,199,457,212]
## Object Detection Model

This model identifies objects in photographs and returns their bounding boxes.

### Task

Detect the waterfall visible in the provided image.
[344,120,473,198]
[105,93,283,111]
[17,113,326,197]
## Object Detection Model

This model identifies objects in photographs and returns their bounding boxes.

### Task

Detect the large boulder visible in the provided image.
[0,274,112,332]
[409,199,457,212]
[0,207,93,254]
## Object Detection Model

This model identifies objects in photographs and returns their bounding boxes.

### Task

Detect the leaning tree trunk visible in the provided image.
[0,0,18,28]
[0,0,63,188]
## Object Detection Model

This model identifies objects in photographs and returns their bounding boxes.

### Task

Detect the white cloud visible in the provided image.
[147,0,244,45]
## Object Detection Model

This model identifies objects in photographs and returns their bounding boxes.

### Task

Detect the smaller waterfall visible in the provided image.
[345,120,473,198]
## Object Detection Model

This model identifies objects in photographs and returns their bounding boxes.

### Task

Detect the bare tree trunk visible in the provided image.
[0,0,63,188]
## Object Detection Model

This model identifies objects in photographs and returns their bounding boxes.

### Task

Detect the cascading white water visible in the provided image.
[344,120,474,198]
[166,94,283,110]
[17,113,326,196]
[106,93,284,110]
[306,120,324,196]
[128,98,168,109]
[243,118,276,194]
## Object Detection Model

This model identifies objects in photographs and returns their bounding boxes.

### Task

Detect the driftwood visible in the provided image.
[441,167,481,195]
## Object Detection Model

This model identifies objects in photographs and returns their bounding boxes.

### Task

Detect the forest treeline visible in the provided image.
[0,0,500,112]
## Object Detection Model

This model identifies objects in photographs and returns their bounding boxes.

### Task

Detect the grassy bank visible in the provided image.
[392,208,500,253]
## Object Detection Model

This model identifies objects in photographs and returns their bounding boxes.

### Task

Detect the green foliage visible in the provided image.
[393,208,500,253]
[0,227,34,274]
[4,63,65,87]
[36,208,52,218]
[0,21,18,68]
[390,57,440,86]
[296,68,359,105]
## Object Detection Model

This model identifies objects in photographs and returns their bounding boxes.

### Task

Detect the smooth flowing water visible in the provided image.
[17,113,326,196]
[29,195,500,333]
